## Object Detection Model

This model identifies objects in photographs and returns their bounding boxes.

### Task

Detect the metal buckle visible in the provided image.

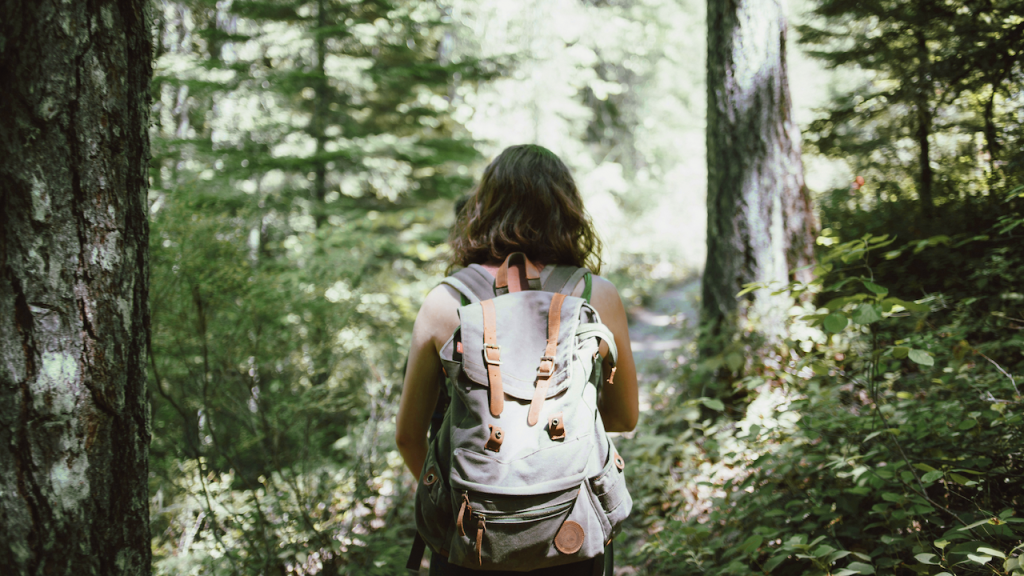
[537,355,555,379]
[484,343,502,366]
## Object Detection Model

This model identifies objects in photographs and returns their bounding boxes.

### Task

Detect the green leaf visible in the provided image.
[915,553,939,565]
[725,352,745,371]
[851,304,882,324]
[824,312,849,333]
[977,547,1006,559]
[811,361,830,376]
[764,554,788,572]
[739,535,763,554]
[922,470,943,483]
[968,553,993,564]
[701,398,725,411]
[903,300,931,313]
[736,283,763,297]
[814,544,836,558]
[908,349,934,366]
[860,279,888,295]
[891,346,910,359]
[827,551,852,564]
[949,473,974,485]
[958,519,994,531]
[957,419,977,431]
[847,561,875,574]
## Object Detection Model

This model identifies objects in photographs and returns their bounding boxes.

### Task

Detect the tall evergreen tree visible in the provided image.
[700,0,816,384]
[0,0,152,574]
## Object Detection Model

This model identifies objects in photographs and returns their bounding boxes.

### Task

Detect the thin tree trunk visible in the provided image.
[312,0,329,225]
[914,28,935,216]
[0,1,152,574]
[701,0,815,367]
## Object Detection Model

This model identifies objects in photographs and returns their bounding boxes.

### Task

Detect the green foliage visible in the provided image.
[147,0,479,573]
[799,0,1024,217]
[622,225,1024,576]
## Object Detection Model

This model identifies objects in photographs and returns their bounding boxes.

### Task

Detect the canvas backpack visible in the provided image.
[409,253,632,572]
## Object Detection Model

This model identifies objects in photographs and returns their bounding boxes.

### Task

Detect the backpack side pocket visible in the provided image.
[586,438,632,543]
[414,445,454,555]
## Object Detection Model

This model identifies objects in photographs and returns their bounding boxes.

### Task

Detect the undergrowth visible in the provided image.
[620,192,1024,576]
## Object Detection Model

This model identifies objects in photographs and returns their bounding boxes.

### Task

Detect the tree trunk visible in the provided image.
[914,28,935,216]
[701,0,816,368]
[0,1,152,575]
[312,0,329,226]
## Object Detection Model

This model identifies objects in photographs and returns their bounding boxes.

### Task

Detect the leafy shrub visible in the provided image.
[622,224,1024,576]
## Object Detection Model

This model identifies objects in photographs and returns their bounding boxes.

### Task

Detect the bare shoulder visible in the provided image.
[587,275,626,317]
[417,283,462,351]
[588,274,621,303]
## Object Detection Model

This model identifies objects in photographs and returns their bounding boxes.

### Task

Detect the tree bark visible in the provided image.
[0,1,152,575]
[701,0,816,364]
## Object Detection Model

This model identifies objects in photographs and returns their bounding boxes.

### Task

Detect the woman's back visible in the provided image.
[396,145,638,574]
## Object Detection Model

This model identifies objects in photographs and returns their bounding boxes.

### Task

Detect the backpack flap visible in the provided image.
[458,291,585,402]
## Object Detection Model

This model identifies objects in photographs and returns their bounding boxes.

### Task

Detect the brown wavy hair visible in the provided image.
[448,145,602,274]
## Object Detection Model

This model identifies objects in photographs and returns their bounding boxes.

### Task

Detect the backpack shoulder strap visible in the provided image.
[541,265,591,297]
[440,264,495,303]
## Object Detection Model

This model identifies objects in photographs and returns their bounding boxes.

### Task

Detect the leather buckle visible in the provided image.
[484,343,501,366]
[486,425,504,452]
[537,355,555,379]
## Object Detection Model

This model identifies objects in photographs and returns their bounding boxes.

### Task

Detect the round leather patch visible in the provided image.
[554,520,585,554]
[423,467,438,486]
[614,454,625,471]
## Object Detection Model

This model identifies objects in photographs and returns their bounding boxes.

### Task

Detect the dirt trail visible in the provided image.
[626,279,701,411]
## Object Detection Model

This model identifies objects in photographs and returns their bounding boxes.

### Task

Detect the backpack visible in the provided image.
[410,253,632,571]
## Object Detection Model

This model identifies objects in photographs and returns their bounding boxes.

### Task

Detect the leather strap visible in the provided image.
[476,517,486,565]
[480,299,503,417]
[457,493,471,537]
[495,252,541,294]
[527,293,565,426]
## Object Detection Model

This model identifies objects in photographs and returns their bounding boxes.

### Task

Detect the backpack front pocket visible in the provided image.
[447,486,605,570]
[586,439,632,542]
[414,446,454,555]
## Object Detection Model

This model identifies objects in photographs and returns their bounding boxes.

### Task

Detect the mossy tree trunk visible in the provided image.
[0,0,152,574]
[700,0,816,383]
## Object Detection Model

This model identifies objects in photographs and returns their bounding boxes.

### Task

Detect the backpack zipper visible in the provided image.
[471,499,574,524]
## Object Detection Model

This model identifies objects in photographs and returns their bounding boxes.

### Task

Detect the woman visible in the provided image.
[396,144,639,575]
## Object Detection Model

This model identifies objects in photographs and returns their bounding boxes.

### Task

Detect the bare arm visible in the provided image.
[586,276,640,432]
[395,284,461,479]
